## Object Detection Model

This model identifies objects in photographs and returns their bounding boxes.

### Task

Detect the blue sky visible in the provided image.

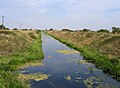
[0,0,120,30]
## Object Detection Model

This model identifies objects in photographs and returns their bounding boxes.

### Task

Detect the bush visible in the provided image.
[112,27,120,34]
[13,28,18,30]
[22,29,28,30]
[82,28,91,32]
[49,28,54,31]
[3,28,10,30]
[0,25,5,29]
[62,29,73,32]
[36,30,41,34]
[97,29,109,33]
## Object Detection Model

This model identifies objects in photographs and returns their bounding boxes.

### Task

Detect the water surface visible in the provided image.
[21,33,120,88]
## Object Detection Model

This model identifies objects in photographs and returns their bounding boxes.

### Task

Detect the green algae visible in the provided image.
[48,55,53,58]
[64,75,72,80]
[18,73,50,82]
[55,50,79,54]
[83,76,116,88]
[77,60,90,64]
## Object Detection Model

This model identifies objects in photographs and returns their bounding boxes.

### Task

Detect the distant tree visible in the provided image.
[0,25,5,29]
[22,29,28,30]
[112,27,116,31]
[49,28,54,31]
[29,29,33,30]
[112,27,120,34]
[82,28,90,32]
[97,29,109,33]
[13,28,18,30]
[62,29,73,32]
[4,28,10,30]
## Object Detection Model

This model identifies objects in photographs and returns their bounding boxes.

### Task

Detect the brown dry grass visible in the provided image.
[0,30,38,56]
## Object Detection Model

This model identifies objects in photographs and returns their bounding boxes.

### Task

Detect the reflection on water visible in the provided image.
[21,33,120,88]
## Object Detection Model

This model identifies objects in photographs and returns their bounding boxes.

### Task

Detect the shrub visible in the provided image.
[112,27,120,34]
[97,29,109,33]
[49,28,54,31]
[13,28,18,30]
[0,25,5,29]
[62,29,73,32]
[82,28,91,32]
[22,29,28,30]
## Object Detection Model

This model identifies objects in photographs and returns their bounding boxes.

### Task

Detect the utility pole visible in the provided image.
[1,16,4,29]
[20,23,22,30]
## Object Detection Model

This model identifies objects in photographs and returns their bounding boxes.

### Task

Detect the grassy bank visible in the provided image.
[46,30,120,80]
[0,30,44,88]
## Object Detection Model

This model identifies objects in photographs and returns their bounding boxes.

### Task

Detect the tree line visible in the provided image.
[1,24,120,33]
[0,24,35,30]
[48,27,120,34]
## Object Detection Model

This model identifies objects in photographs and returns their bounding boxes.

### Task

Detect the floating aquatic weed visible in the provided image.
[77,60,90,64]
[83,76,116,88]
[18,73,50,82]
[83,76,101,88]
[83,78,93,88]
[64,75,72,80]
[48,55,52,58]
[55,50,79,54]
[96,83,116,88]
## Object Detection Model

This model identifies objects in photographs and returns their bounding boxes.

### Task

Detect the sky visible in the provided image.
[0,0,120,30]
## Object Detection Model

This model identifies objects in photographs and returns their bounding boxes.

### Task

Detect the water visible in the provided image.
[21,33,120,88]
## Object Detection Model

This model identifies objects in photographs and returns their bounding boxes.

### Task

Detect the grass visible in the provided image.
[0,30,44,88]
[46,30,120,80]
